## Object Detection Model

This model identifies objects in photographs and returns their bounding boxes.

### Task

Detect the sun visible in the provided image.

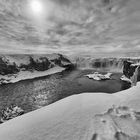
[30,0,44,15]
[26,0,54,26]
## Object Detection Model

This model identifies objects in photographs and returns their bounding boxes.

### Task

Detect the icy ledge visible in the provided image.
[0,83,140,140]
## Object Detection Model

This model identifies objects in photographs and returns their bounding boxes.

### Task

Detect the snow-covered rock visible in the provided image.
[123,60,140,86]
[120,75,132,83]
[0,106,24,123]
[1,82,140,140]
[85,72,112,80]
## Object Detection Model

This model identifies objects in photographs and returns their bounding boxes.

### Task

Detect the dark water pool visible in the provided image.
[0,69,130,114]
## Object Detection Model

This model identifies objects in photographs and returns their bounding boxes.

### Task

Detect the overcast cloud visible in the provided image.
[0,0,140,57]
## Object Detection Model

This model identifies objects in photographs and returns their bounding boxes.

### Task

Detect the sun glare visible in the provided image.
[30,0,44,15]
[26,0,54,28]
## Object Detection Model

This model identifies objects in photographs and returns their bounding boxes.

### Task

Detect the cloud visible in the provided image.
[0,0,139,57]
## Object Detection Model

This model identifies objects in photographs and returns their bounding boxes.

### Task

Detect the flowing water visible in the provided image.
[0,69,131,114]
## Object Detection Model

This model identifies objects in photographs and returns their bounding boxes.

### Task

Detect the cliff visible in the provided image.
[0,54,74,75]
[0,54,74,84]
[0,57,19,75]
[123,61,140,83]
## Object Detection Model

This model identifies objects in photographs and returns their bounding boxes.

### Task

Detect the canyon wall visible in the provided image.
[0,54,74,75]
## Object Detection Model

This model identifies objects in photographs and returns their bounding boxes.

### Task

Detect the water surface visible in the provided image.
[0,69,130,114]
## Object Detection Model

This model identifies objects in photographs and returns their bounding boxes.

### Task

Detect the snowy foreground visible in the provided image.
[0,84,140,140]
[0,66,65,84]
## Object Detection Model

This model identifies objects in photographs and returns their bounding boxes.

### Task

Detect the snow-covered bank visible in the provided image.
[0,66,65,84]
[0,83,140,139]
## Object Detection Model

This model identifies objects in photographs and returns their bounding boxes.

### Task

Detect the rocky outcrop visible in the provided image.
[123,61,137,78]
[123,61,140,84]
[0,54,74,75]
[0,57,19,75]
[0,105,24,124]
[50,54,75,70]
[20,56,52,71]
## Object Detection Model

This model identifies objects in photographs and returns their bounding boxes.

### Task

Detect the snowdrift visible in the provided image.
[0,83,140,139]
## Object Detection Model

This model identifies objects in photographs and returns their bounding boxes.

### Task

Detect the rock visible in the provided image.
[0,106,24,123]
[0,57,19,75]
[50,54,75,70]
[20,56,51,71]
[123,61,140,86]
[0,54,75,85]
[120,75,132,83]
[123,61,136,78]
[0,54,74,75]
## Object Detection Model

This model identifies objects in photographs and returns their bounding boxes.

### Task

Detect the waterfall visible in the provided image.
[75,57,140,72]
[131,66,140,86]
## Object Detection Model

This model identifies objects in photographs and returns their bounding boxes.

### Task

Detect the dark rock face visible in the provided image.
[123,61,136,78]
[51,54,72,67]
[50,54,75,70]
[123,60,140,81]
[0,57,19,75]
[20,57,52,71]
[0,54,74,75]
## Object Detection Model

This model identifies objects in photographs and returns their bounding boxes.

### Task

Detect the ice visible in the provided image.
[85,72,112,80]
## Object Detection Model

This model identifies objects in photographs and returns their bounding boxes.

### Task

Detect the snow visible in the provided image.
[1,54,63,66]
[1,55,31,66]
[0,66,65,84]
[131,63,140,66]
[120,75,132,83]
[85,72,112,80]
[0,81,140,139]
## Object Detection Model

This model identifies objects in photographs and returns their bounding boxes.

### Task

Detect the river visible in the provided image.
[0,69,130,114]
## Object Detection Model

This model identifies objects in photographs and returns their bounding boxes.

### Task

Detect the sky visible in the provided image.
[0,0,140,57]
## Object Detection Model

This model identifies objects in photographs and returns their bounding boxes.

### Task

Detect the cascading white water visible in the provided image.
[75,57,140,72]
[131,66,140,86]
